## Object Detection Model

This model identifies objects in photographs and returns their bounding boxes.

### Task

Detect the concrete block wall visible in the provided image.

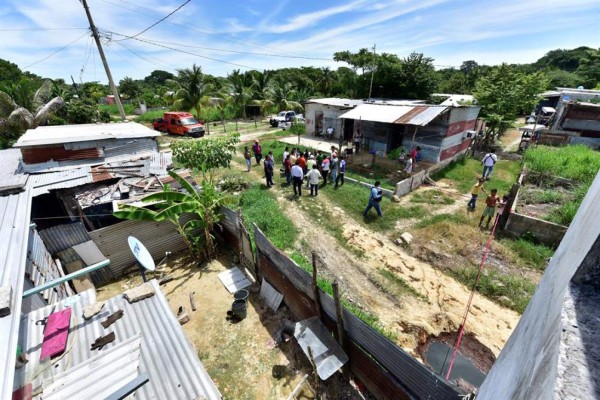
[477,171,600,400]
[504,212,567,247]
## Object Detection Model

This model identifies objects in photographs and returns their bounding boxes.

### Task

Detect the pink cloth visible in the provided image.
[40,308,72,360]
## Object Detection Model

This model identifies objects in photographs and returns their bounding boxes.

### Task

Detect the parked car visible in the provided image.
[269,111,303,127]
[153,112,205,137]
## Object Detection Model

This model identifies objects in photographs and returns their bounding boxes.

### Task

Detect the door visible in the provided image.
[344,119,354,141]
[315,111,323,135]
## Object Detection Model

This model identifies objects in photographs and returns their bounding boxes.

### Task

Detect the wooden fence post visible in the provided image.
[311,252,322,319]
[332,280,349,381]
[307,346,320,399]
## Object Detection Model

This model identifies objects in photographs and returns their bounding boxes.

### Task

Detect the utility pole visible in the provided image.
[80,0,126,121]
[367,44,376,101]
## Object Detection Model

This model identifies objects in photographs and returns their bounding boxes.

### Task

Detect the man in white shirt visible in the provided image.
[291,160,304,196]
[326,126,334,139]
[482,150,498,180]
[283,146,289,165]
[306,164,321,196]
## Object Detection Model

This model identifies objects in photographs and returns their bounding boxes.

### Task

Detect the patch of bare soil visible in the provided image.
[98,252,368,400]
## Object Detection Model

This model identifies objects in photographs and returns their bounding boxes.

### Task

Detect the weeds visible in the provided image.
[524,145,600,185]
[239,184,297,250]
[415,213,470,229]
[499,238,554,271]
[410,190,456,205]
[375,269,428,301]
[431,157,520,194]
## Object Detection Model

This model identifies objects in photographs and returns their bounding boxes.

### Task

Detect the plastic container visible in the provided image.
[231,299,247,320]
[233,289,249,302]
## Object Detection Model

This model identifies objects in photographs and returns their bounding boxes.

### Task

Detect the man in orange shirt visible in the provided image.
[298,153,307,174]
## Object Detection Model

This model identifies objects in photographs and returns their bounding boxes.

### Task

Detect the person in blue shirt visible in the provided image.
[335,156,346,188]
[363,181,383,218]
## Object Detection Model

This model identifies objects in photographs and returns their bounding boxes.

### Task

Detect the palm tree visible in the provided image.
[251,70,273,100]
[168,64,214,126]
[318,67,337,95]
[228,69,253,119]
[271,82,303,111]
[0,79,64,148]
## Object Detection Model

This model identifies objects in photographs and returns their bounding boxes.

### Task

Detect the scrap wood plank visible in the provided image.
[217,267,251,293]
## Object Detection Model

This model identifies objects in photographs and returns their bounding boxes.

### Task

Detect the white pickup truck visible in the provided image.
[269,111,304,127]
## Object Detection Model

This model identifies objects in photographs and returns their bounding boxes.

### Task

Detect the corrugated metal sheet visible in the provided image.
[39,222,91,254]
[20,138,159,174]
[14,122,160,148]
[339,104,447,126]
[25,228,69,305]
[43,334,142,400]
[0,148,28,193]
[0,190,33,400]
[148,152,173,175]
[394,105,447,126]
[20,147,102,164]
[89,218,191,278]
[15,281,222,399]
[28,167,94,197]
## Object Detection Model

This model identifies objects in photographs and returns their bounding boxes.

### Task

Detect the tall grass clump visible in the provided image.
[239,184,297,249]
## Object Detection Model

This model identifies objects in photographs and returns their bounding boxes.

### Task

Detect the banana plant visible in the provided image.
[114,171,229,259]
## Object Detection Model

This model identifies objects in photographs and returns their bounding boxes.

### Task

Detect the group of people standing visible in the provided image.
[284,145,346,196]
[468,150,506,229]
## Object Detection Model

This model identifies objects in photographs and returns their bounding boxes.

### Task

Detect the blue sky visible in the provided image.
[1,0,599,83]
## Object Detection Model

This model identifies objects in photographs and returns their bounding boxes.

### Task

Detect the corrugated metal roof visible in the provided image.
[21,138,159,173]
[14,122,160,148]
[89,219,190,278]
[43,334,143,400]
[28,167,94,197]
[0,148,28,194]
[338,104,447,126]
[15,280,222,399]
[0,190,33,400]
[39,222,91,254]
[25,228,69,305]
[306,98,365,107]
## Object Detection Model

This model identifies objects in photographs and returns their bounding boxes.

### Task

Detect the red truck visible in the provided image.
[152,112,205,137]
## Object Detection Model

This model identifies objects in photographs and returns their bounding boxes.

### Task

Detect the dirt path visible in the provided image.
[238,158,520,359]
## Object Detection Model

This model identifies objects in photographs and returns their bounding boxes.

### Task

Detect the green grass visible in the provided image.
[134,109,165,123]
[431,157,520,195]
[499,237,554,271]
[410,190,456,205]
[524,145,600,185]
[414,213,470,229]
[99,103,136,115]
[320,182,425,231]
[239,184,297,250]
[344,170,396,191]
[450,266,536,313]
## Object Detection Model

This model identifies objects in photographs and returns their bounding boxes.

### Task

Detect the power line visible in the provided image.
[96,0,299,57]
[23,32,90,69]
[122,36,333,61]
[114,0,190,42]
[114,40,180,71]
[0,27,89,31]
[100,30,258,70]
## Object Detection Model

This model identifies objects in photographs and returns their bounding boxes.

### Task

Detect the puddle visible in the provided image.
[425,341,486,387]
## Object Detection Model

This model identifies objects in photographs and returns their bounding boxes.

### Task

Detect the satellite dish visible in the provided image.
[128,236,156,272]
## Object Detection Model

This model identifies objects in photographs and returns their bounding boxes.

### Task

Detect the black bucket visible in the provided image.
[234,289,249,302]
[231,299,247,320]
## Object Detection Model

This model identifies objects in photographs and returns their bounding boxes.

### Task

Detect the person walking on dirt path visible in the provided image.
[363,181,383,218]
[321,156,330,185]
[306,164,321,196]
[353,130,362,153]
[335,156,346,188]
[482,150,498,180]
[283,154,292,184]
[243,146,252,172]
[252,140,262,165]
[264,152,274,188]
[479,189,500,229]
[291,160,304,196]
[468,178,487,210]
[330,155,339,185]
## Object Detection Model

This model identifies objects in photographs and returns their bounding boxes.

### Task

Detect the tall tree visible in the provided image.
[118,76,141,100]
[396,52,437,99]
[228,69,253,119]
[474,64,548,144]
[169,64,214,122]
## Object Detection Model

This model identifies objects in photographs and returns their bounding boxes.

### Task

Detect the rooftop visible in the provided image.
[14,122,160,148]
[338,103,450,126]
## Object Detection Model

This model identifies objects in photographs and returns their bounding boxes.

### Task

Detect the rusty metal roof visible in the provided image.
[339,104,447,126]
